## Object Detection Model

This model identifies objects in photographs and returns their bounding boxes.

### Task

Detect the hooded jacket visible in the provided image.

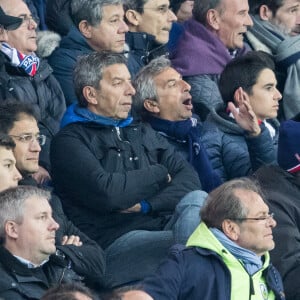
[142,222,285,300]
[50,105,201,248]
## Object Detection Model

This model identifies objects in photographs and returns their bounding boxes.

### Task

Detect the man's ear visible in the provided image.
[259,5,273,21]
[233,88,243,107]
[78,20,93,38]
[5,221,18,239]
[206,9,221,30]
[222,219,240,241]
[125,9,140,27]
[144,99,160,114]
[82,86,98,105]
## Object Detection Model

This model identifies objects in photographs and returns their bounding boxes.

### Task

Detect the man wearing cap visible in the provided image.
[253,117,300,300]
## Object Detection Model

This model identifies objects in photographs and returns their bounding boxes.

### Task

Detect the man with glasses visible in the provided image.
[0,0,66,184]
[123,0,177,76]
[0,99,106,292]
[122,178,285,300]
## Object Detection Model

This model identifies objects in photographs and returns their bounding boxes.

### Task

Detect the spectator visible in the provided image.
[253,118,300,300]
[0,186,84,299]
[0,134,21,192]
[246,0,300,120]
[0,6,22,34]
[0,0,66,184]
[133,56,221,192]
[126,178,285,300]
[123,0,177,76]
[171,0,253,120]
[50,51,206,288]
[46,0,73,36]
[41,282,97,300]
[167,0,194,53]
[201,51,280,181]
[170,0,194,22]
[0,99,106,290]
[48,0,128,105]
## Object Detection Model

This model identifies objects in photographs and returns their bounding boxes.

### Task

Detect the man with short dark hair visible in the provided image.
[171,0,253,120]
[246,0,300,120]
[48,0,128,105]
[124,178,285,300]
[123,0,177,76]
[0,99,106,291]
[51,51,206,288]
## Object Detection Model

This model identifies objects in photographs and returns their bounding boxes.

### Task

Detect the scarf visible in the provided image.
[211,228,263,275]
[1,42,40,76]
[146,116,221,192]
[61,103,133,128]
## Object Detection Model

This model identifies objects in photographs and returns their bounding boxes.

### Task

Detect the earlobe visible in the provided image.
[5,221,18,239]
[259,5,272,21]
[144,99,160,114]
[206,9,220,30]
[78,20,92,38]
[125,10,140,27]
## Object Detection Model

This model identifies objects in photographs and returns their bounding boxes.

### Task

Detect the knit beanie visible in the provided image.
[278,120,300,173]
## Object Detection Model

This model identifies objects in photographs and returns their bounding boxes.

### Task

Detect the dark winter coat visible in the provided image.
[50,117,200,248]
[254,165,300,300]
[0,54,66,170]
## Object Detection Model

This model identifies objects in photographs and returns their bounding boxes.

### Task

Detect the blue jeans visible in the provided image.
[104,190,207,288]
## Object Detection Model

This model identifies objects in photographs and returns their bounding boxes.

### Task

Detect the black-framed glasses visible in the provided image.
[9,133,46,146]
[230,213,275,222]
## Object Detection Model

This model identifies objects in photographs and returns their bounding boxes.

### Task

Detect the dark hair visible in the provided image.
[0,99,39,134]
[0,134,15,150]
[193,0,222,25]
[123,0,148,14]
[219,51,275,104]
[170,0,186,14]
[41,282,98,300]
[73,51,127,107]
[248,0,284,15]
[201,178,264,230]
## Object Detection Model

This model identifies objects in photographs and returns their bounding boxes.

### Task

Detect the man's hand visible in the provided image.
[228,87,261,137]
[120,203,142,213]
[32,166,51,185]
[61,235,82,246]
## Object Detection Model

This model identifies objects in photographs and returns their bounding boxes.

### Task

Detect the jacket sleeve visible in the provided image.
[245,123,276,172]
[146,132,201,212]
[51,129,172,212]
[51,195,105,284]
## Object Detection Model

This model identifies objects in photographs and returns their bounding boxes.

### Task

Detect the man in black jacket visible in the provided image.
[51,51,206,288]
[0,186,85,300]
[0,100,105,291]
[254,117,300,300]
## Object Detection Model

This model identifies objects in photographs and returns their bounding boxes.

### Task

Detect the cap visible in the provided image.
[0,6,22,30]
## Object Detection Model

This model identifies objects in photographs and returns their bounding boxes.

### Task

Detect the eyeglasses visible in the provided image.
[9,133,46,146]
[231,213,275,223]
[19,15,38,27]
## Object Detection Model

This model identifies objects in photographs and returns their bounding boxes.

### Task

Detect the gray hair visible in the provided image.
[200,178,264,230]
[193,0,222,25]
[133,56,171,119]
[0,186,51,243]
[73,51,127,107]
[71,0,123,27]
[123,0,149,14]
